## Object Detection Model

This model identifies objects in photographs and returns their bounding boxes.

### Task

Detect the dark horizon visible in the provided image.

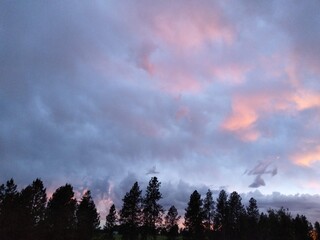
[0,176,318,240]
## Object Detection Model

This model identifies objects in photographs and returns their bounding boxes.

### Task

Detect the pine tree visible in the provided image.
[0,183,3,238]
[184,190,204,240]
[0,183,5,221]
[105,204,117,240]
[246,197,259,239]
[19,178,47,240]
[227,191,245,239]
[165,205,180,240]
[258,212,269,239]
[293,214,312,240]
[0,179,19,240]
[314,221,320,240]
[203,189,215,231]
[76,190,100,240]
[46,184,77,240]
[246,197,259,221]
[265,207,294,240]
[142,177,164,240]
[119,182,142,240]
[277,207,295,240]
[214,190,228,238]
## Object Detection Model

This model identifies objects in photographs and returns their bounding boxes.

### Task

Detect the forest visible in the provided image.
[0,176,319,240]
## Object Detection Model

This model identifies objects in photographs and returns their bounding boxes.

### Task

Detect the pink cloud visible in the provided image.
[239,128,261,142]
[221,93,267,142]
[293,145,320,167]
[120,0,236,95]
[282,57,320,110]
[211,63,251,85]
[221,87,319,141]
[292,90,320,110]
[222,101,258,131]
[220,52,319,142]
[151,1,234,50]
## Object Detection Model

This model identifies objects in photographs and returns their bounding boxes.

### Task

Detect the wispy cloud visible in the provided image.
[246,160,278,188]
[146,166,160,175]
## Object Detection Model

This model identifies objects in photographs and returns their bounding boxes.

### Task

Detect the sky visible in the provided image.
[1,0,320,224]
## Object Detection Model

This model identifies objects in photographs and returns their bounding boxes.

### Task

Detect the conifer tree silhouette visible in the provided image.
[76,190,100,240]
[119,182,142,240]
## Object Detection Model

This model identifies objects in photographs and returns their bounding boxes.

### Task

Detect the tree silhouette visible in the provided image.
[227,191,245,239]
[265,207,294,240]
[46,184,77,240]
[0,179,19,240]
[184,190,204,240]
[76,190,100,240]
[247,197,259,221]
[119,182,142,240]
[246,197,259,239]
[258,212,269,240]
[293,214,312,240]
[314,221,320,240]
[214,189,228,239]
[0,182,4,209]
[278,207,296,240]
[0,183,5,228]
[105,204,117,240]
[0,177,316,240]
[165,205,180,240]
[203,189,215,235]
[19,178,47,240]
[142,176,164,240]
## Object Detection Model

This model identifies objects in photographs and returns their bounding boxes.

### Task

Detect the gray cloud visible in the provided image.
[146,166,160,175]
[243,190,320,224]
[249,175,266,188]
[246,160,278,188]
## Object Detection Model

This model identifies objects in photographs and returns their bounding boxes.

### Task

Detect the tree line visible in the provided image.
[1,177,320,240]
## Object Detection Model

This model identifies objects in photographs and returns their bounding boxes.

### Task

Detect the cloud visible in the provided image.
[1,0,320,223]
[249,175,266,188]
[243,190,320,223]
[292,90,320,111]
[293,145,320,167]
[246,160,278,188]
[222,100,258,131]
[146,166,160,175]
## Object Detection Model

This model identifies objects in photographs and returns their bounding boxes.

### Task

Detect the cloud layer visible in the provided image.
[1,0,320,223]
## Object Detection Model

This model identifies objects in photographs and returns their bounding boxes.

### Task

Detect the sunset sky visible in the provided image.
[1,1,320,223]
